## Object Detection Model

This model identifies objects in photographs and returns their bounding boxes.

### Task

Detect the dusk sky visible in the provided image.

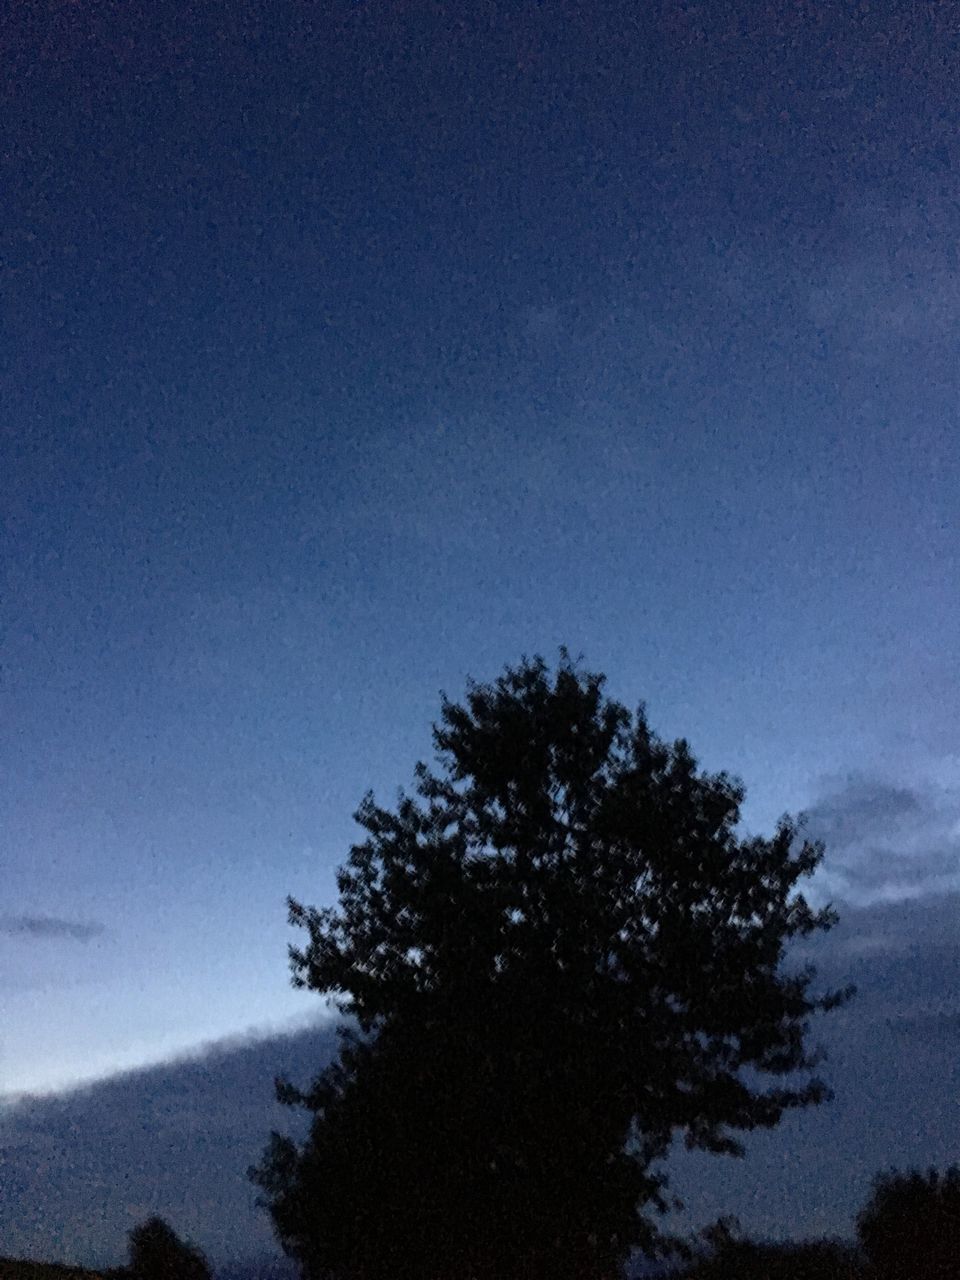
[3,0,959,1267]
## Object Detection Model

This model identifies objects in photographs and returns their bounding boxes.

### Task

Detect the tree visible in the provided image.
[127,1215,212,1280]
[252,650,853,1280]
[678,1218,863,1279]
[678,1240,864,1280]
[856,1165,960,1279]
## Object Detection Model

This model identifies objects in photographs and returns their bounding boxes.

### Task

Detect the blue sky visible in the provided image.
[2,0,959,1262]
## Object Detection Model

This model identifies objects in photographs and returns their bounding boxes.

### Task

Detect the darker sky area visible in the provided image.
[7,0,956,488]
[2,0,959,1270]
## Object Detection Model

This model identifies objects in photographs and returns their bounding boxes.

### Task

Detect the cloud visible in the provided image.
[698,175,960,396]
[0,915,106,942]
[807,777,921,840]
[666,890,960,1244]
[886,1007,960,1044]
[802,187,960,393]
[805,774,960,905]
[0,1019,341,1269]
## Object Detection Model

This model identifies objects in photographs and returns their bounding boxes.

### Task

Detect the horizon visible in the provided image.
[4,887,959,1266]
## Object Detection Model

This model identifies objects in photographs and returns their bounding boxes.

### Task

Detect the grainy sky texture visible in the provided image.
[2,0,958,1265]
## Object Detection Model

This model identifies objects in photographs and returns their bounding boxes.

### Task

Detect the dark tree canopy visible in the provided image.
[252,651,852,1280]
[675,1220,863,1279]
[677,1240,863,1280]
[856,1165,960,1280]
[127,1216,211,1280]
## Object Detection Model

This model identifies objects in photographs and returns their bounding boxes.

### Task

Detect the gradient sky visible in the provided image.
[2,0,959,1262]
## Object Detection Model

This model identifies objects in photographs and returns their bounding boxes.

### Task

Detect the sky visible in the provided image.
[2,0,959,1265]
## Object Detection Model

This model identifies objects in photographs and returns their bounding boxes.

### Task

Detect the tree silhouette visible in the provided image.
[252,650,853,1280]
[676,1238,863,1279]
[127,1215,211,1280]
[856,1165,960,1279]
[675,1218,863,1279]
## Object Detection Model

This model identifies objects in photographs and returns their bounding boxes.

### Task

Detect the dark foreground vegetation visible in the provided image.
[5,657,955,1280]
[668,1165,960,1275]
[4,1166,959,1280]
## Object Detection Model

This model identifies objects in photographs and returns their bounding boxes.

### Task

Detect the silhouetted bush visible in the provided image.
[856,1165,960,1280]
[127,1216,211,1280]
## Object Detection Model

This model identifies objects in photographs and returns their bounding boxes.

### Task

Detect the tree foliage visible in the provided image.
[127,1215,211,1280]
[252,651,853,1280]
[677,1219,863,1279]
[856,1165,960,1279]
[678,1240,863,1280]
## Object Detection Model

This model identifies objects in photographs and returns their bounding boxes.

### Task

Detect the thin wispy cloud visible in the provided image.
[699,177,960,382]
[0,915,106,942]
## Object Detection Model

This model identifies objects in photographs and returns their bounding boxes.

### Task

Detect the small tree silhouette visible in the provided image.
[856,1165,960,1280]
[127,1215,211,1280]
